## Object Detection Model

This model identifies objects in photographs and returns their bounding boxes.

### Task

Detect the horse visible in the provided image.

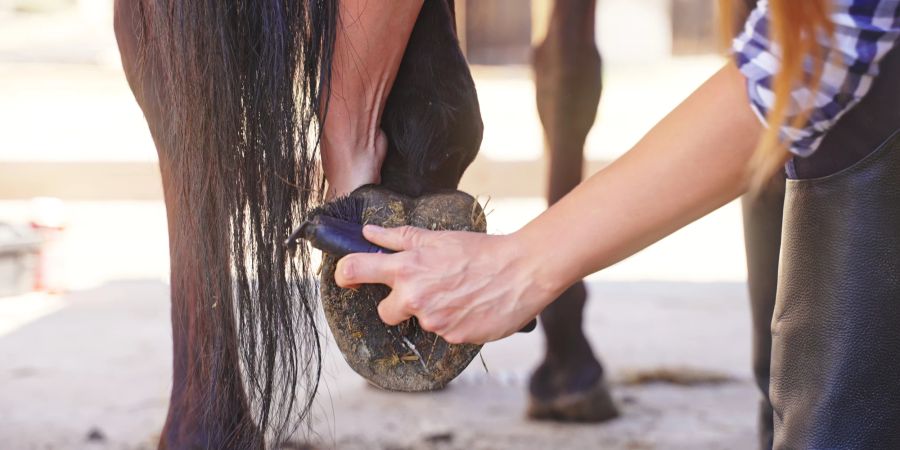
[526,0,614,422]
[114,0,484,447]
[113,0,772,447]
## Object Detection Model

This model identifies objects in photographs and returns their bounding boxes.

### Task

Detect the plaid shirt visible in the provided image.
[733,0,900,161]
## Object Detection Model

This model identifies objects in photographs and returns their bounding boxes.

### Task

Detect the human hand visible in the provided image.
[334,225,559,344]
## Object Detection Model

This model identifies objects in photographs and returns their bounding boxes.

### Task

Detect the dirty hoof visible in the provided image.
[318,185,486,392]
[527,379,619,422]
[527,362,619,422]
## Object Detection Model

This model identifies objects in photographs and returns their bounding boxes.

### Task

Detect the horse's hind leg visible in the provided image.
[113,2,260,448]
[734,2,779,447]
[527,0,618,422]
[742,174,783,450]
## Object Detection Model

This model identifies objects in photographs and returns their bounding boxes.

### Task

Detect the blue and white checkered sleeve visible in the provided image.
[732,0,900,157]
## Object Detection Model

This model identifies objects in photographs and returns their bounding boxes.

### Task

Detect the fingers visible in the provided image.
[338,225,511,343]
[336,225,425,287]
[377,291,450,332]
[363,224,425,251]
[333,251,415,324]
[365,285,506,344]
[376,292,415,326]
[335,252,400,288]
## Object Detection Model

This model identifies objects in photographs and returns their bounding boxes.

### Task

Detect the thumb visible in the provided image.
[363,225,425,251]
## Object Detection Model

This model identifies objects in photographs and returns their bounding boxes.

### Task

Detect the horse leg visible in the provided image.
[527,0,617,422]
[742,174,784,450]
[114,2,261,448]
[380,0,483,195]
[730,2,781,447]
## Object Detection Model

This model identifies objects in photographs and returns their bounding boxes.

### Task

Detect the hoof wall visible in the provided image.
[527,379,619,423]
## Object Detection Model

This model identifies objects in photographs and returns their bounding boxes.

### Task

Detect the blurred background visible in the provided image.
[0,1,758,449]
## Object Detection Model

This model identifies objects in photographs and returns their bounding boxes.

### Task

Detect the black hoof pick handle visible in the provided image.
[287,215,537,334]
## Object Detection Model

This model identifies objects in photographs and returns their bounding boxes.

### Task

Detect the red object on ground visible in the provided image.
[29,197,67,293]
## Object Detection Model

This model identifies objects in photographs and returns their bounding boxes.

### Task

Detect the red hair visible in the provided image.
[720,0,835,187]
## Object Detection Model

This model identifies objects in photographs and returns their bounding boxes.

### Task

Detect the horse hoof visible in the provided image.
[318,185,486,392]
[527,361,619,422]
[526,378,619,422]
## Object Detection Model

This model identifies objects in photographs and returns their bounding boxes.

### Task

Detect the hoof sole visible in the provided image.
[319,186,487,391]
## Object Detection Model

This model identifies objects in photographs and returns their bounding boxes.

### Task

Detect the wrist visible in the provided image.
[502,231,570,311]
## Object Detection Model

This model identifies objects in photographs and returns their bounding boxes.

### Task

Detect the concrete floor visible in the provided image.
[0,280,761,449]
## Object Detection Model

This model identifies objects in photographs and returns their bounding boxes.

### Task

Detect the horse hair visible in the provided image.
[131,0,336,446]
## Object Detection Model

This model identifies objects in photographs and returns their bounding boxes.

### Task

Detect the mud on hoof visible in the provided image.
[527,378,618,422]
[317,185,486,392]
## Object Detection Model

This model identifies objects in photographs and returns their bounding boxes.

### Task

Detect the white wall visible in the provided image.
[76,0,111,25]
[597,0,673,64]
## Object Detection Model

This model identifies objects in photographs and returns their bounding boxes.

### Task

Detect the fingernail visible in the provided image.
[364,224,384,234]
[341,260,354,279]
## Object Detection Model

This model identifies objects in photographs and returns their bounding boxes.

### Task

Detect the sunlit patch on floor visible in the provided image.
[0,292,64,337]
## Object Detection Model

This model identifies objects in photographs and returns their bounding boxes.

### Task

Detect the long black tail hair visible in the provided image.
[124,0,337,446]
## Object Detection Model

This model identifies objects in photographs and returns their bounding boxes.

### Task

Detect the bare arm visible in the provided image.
[336,63,763,343]
[519,63,759,291]
[322,0,424,198]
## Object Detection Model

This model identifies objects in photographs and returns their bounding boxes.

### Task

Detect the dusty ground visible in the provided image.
[1,280,760,450]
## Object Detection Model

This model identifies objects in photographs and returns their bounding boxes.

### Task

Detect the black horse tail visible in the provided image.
[118,0,336,447]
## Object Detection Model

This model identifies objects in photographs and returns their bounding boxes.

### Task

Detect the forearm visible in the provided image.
[518,63,762,296]
[322,0,424,197]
